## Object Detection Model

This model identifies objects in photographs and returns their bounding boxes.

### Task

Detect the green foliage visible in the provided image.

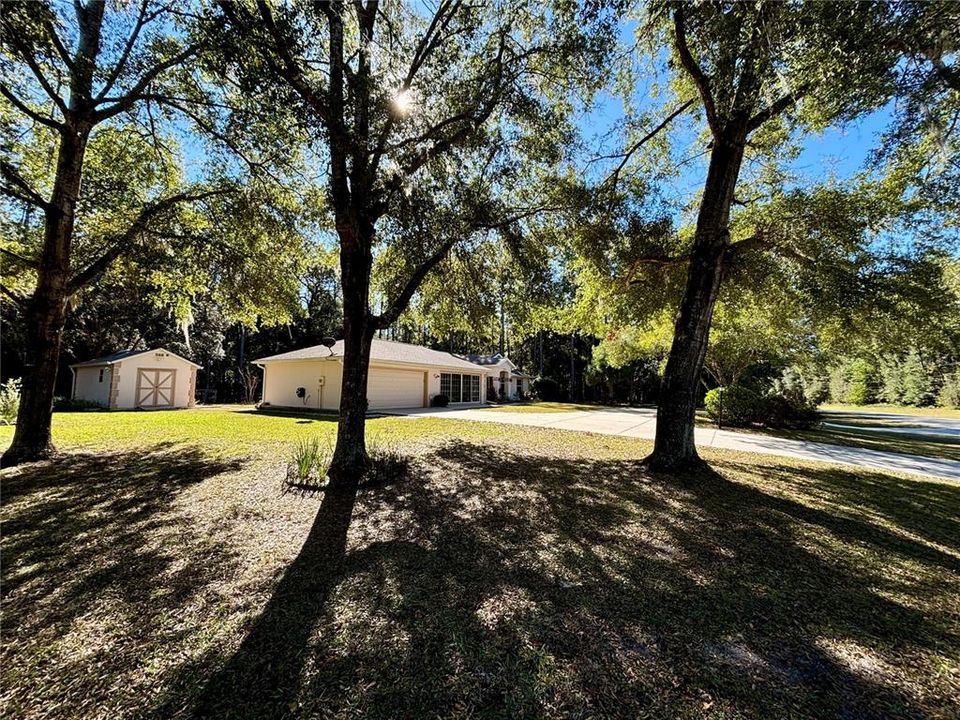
[847,359,878,405]
[777,366,829,406]
[901,349,938,407]
[938,371,960,409]
[877,354,906,405]
[531,377,562,402]
[760,394,821,430]
[706,384,819,429]
[0,379,20,424]
[829,358,876,405]
[431,394,449,408]
[704,386,762,428]
[364,433,410,485]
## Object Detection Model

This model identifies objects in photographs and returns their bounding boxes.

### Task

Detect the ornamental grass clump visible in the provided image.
[285,435,333,490]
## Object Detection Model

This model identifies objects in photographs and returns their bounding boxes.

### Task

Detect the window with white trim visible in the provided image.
[98,368,105,383]
[439,373,480,403]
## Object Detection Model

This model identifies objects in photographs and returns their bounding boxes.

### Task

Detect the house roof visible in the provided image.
[254,339,486,372]
[460,352,518,371]
[70,348,201,369]
[461,352,504,366]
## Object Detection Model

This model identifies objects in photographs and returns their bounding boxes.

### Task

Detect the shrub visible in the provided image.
[431,393,449,407]
[53,396,106,412]
[0,378,20,424]
[531,376,561,402]
[760,394,821,429]
[704,385,762,427]
[706,385,820,429]
[938,371,960,409]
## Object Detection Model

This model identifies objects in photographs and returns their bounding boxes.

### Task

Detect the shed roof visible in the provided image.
[255,339,487,372]
[70,348,201,369]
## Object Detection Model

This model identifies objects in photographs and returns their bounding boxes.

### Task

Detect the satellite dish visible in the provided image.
[321,337,336,356]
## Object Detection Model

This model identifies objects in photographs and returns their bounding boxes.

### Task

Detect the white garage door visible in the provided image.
[367,368,424,409]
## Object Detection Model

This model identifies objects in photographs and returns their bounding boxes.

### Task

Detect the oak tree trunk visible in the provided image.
[647,133,746,472]
[327,222,376,487]
[2,127,89,468]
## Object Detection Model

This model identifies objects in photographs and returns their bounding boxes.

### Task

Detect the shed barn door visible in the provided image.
[136,368,176,407]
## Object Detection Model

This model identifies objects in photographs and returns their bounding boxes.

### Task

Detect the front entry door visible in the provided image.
[136,368,176,407]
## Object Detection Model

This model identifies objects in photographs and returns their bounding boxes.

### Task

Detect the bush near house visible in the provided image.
[430,394,449,408]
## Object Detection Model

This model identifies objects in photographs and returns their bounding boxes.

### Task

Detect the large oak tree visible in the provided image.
[645,0,897,470]
[213,0,613,485]
[0,1,221,466]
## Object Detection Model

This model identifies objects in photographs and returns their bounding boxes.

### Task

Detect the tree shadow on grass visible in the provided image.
[1,445,247,718]
[169,441,958,719]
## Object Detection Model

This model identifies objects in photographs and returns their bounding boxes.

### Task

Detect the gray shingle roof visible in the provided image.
[254,339,486,372]
[461,353,503,366]
[70,348,201,368]
[70,349,150,367]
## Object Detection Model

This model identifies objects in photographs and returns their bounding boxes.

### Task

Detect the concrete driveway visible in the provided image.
[396,406,960,481]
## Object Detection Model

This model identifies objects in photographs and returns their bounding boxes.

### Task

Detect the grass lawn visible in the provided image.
[821,403,960,419]
[2,408,959,719]
[479,401,604,413]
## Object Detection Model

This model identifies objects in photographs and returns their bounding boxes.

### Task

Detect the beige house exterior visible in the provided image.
[70,348,200,409]
[462,352,531,400]
[255,339,512,411]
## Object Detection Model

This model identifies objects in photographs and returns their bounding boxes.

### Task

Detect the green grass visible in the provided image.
[2,408,958,719]
[479,401,603,413]
[821,403,960,419]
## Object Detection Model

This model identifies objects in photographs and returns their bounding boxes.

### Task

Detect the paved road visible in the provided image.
[396,406,960,481]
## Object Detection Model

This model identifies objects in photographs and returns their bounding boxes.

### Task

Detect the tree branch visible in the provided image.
[673,5,720,136]
[745,85,809,133]
[0,246,39,269]
[376,239,458,327]
[95,0,154,100]
[93,43,199,122]
[0,160,52,210]
[1,23,70,116]
[0,82,64,130]
[67,187,231,293]
[928,54,960,92]
[0,283,29,306]
[602,98,695,187]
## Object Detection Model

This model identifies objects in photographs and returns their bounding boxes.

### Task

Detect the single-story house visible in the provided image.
[461,352,531,400]
[70,348,200,409]
[254,339,528,411]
